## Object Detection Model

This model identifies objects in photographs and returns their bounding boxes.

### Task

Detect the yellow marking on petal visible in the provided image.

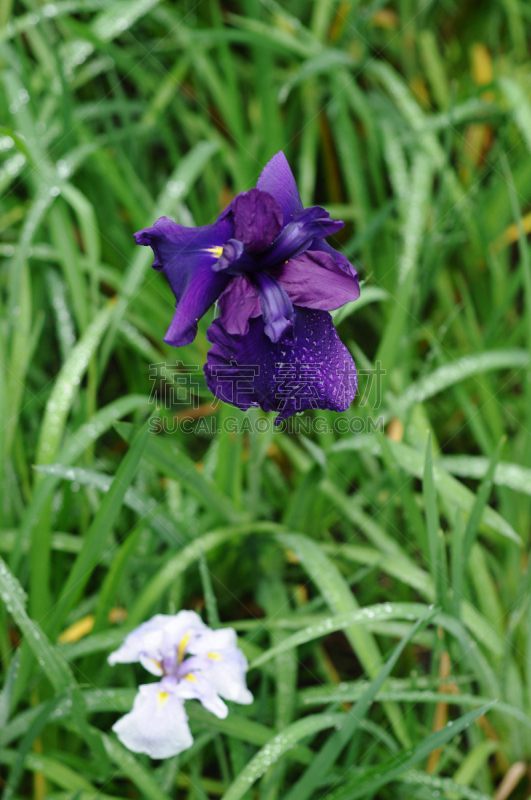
[185,673,197,682]
[178,630,193,663]
[208,652,222,661]
[205,246,223,258]
[157,691,170,708]
[150,658,163,671]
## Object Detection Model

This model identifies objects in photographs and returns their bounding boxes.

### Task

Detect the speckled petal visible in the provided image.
[204,307,357,423]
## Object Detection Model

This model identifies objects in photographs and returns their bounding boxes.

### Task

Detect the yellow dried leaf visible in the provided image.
[471,43,493,86]
[371,8,398,29]
[109,607,128,624]
[286,548,299,564]
[503,212,531,246]
[387,418,404,442]
[58,614,94,643]
[410,77,431,109]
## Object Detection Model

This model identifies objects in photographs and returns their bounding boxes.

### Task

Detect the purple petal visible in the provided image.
[311,237,358,277]
[276,249,360,311]
[134,215,232,346]
[211,238,244,272]
[255,272,294,342]
[257,206,344,270]
[232,188,283,253]
[204,307,357,423]
[216,272,295,342]
[256,151,303,223]
[218,275,261,336]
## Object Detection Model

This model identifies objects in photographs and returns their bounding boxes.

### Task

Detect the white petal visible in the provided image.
[166,610,206,634]
[188,628,253,706]
[139,651,164,677]
[161,612,207,659]
[208,659,254,705]
[112,683,193,759]
[188,628,237,657]
[108,615,172,666]
[108,611,207,671]
[176,673,228,719]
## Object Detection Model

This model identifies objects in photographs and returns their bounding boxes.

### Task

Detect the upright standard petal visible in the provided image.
[204,307,357,423]
[276,250,360,311]
[256,151,303,222]
[112,682,193,759]
[232,189,283,253]
[134,215,232,346]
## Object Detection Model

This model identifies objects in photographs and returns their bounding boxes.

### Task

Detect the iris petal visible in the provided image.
[256,151,303,222]
[107,611,206,674]
[257,206,344,270]
[108,614,174,667]
[204,307,357,423]
[112,682,193,759]
[175,671,229,719]
[310,237,358,277]
[255,272,294,342]
[134,215,233,346]
[211,238,244,273]
[276,249,360,311]
[188,629,254,705]
[232,188,283,253]
[217,275,261,336]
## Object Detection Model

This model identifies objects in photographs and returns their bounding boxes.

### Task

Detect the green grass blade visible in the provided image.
[35,301,115,467]
[284,608,436,800]
[47,418,151,634]
[326,704,495,800]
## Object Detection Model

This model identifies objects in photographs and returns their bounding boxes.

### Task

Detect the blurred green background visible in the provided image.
[2,1,531,798]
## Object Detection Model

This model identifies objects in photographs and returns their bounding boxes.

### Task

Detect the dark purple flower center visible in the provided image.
[213,190,342,281]
[209,189,347,342]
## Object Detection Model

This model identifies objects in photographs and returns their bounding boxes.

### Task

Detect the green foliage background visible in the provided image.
[1,1,531,798]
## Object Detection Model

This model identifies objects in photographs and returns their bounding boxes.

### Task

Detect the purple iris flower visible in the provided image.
[135,152,360,422]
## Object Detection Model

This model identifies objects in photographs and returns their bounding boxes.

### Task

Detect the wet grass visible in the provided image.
[1,1,531,798]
